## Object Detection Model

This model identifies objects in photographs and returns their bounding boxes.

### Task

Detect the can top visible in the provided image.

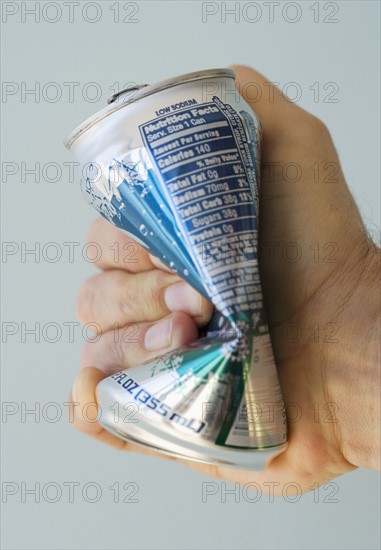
[64,68,235,149]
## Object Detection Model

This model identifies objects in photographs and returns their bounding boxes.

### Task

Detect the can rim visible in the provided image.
[64,68,236,149]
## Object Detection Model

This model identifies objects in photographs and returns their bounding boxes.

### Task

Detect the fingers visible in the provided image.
[70,367,120,442]
[71,312,198,454]
[69,367,176,460]
[80,311,198,374]
[87,217,155,273]
[70,311,199,449]
[77,269,214,330]
[87,217,191,275]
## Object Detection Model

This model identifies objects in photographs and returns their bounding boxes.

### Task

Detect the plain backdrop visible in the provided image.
[1,1,380,549]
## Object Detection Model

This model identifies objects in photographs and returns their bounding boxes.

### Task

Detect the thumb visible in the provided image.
[229,65,367,317]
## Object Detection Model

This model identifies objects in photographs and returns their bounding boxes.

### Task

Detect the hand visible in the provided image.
[68,65,380,494]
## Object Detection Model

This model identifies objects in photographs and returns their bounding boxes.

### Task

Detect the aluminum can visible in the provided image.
[65,68,288,469]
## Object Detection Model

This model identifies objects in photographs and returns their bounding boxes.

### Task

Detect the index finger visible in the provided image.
[87,217,155,273]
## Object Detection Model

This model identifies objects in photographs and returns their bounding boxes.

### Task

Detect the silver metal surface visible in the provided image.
[66,68,288,469]
[64,68,235,149]
[96,334,287,470]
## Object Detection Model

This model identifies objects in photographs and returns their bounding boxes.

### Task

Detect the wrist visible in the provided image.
[331,241,380,470]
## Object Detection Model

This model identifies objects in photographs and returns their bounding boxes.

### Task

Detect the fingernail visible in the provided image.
[165,282,203,316]
[144,318,172,351]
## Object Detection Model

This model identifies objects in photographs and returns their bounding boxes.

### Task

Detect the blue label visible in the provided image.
[139,97,263,326]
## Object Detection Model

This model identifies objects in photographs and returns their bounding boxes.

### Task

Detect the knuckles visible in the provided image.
[122,270,179,320]
[76,269,180,326]
[296,112,332,145]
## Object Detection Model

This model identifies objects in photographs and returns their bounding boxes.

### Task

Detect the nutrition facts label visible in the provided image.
[139,97,262,318]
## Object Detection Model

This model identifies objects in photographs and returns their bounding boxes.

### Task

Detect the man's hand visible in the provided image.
[68,65,380,494]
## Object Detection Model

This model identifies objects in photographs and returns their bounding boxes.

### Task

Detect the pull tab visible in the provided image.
[107,84,149,104]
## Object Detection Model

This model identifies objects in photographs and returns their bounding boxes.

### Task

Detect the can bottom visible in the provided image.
[99,419,288,471]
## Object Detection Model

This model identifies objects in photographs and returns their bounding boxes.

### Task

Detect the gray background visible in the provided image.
[1,1,380,549]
